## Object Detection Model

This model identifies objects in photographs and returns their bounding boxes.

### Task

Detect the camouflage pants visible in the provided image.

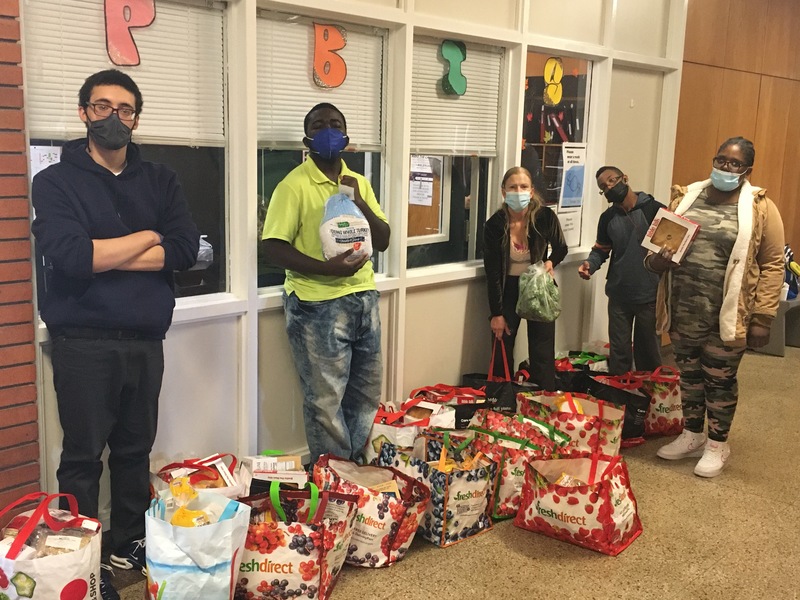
[670,332,746,442]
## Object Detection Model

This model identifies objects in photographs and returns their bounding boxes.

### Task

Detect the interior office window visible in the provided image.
[522,53,591,205]
[23,0,227,298]
[408,38,503,268]
[256,12,386,289]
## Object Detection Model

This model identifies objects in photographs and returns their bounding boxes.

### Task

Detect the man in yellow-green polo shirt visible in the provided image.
[262,103,390,465]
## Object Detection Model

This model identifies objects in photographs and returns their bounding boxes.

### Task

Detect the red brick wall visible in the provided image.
[0,0,40,521]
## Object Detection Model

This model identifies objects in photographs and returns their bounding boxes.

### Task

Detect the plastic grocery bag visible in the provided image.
[145,490,250,599]
[0,492,102,600]
[319,193,372,260]
[516,261,561,322]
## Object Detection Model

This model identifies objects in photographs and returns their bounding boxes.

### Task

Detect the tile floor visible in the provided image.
[118,347,800,600]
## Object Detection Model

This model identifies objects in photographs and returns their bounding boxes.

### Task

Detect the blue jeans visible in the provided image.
[284,290,382,464]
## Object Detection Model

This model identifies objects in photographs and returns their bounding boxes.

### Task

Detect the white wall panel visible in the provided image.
[529,0,604,45]
[615,0,670,58]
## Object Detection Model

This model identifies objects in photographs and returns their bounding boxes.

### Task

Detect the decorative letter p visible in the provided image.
[105,0,156,67]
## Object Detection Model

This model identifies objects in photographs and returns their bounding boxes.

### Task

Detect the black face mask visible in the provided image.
[86,113,132,150]
[604,180,628,203]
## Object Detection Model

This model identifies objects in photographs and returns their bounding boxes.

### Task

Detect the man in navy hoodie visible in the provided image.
[31,70,199,595]
[578,166,664,375]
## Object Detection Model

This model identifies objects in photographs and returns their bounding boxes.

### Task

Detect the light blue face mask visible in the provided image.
[710,167,744,192]
[504,191,531,212]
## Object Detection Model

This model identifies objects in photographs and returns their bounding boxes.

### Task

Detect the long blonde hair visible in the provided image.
[501,166,543,236]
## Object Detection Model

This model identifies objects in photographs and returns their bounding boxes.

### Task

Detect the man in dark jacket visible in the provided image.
[31,69,199,596]
[578,166,663,374]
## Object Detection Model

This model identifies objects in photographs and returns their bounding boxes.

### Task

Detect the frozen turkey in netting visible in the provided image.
[319,192,373,261]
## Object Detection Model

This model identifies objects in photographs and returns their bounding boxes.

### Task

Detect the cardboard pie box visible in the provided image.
[243,454,308,487]
[641,207,700,264]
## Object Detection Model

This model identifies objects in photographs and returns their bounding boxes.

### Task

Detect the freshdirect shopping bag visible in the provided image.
[378,433,496,547]
[145,490,250,599]
[363,400,455,464]
[462,340,540,414]
[0,492,102,600]
[576,372,651,446]
[517,391,624,456]
[235,482,358,600]
[408,384,491,429]
[635,366,683,436]
[313,455,429,567]
[514,454,642,556]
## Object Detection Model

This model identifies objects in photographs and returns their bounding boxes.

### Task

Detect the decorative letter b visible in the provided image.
[105,0,156,67]
[313,24,347,89]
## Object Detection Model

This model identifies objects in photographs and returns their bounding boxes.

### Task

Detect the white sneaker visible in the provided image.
[656,430,706,460]
[694,440,730,478]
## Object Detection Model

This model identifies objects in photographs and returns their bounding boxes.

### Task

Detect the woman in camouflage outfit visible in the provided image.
[645,137,785,478]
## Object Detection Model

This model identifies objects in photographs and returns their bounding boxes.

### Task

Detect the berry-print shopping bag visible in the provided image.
[0,492,102,600]
[313,455,430,567]
[516,391,624,456]
[378,433,497,547]
[634,366,683,436]
[513,454,642,556]
[235,483,358,600]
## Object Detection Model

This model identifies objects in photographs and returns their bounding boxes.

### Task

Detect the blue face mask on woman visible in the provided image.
[504,191,531,212]
[305,127,349,160]
[710,167,744,192]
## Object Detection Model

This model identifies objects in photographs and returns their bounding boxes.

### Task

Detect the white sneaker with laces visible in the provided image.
[656,429,707,460]
[694,440,730,478]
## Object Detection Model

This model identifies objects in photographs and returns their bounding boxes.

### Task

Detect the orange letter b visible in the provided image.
[313,24,347,89]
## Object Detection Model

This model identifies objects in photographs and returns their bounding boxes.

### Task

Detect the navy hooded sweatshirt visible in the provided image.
[31,139,199,339]
[586,192,663,304]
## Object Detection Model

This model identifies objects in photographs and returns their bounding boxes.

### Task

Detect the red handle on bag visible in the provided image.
[158,461,221,485]
[649,365,680,382]
[488,338,512,382]
[1,492,96,560]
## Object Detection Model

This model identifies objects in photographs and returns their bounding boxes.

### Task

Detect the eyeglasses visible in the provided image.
[598,175,623,195]
[712,156,749,172]
[87,102,137,121]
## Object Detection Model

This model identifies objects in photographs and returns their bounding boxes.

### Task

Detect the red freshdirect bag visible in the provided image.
[513,453,642,556]
[634,366,683,436]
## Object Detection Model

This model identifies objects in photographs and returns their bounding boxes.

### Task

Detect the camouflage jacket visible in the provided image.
[655,180,785,342]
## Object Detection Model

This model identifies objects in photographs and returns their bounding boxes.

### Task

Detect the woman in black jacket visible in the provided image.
[483,166,568,390]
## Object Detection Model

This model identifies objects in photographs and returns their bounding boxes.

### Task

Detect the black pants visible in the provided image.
[51,334,163,552]
[491,276,556,391]
[607,297,662,375]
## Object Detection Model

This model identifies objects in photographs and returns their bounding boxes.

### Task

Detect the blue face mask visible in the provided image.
[305,127,349,160]
[710,167,743,192]
[504,191,531,212]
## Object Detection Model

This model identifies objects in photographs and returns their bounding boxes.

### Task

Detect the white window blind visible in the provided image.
[256,12,384,149]
[411,38,503,155]
[23,0,225,145]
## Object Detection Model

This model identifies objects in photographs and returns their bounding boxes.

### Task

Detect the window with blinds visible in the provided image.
[410,38,504,156]
[22,0,226,146]
[256,12,385,149]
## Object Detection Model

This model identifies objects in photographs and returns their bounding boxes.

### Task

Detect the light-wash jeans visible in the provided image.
[284,290,382,464]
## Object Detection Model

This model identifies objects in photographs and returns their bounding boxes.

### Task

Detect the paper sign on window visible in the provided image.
[313,23,347,88]
[105,0,156,67]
